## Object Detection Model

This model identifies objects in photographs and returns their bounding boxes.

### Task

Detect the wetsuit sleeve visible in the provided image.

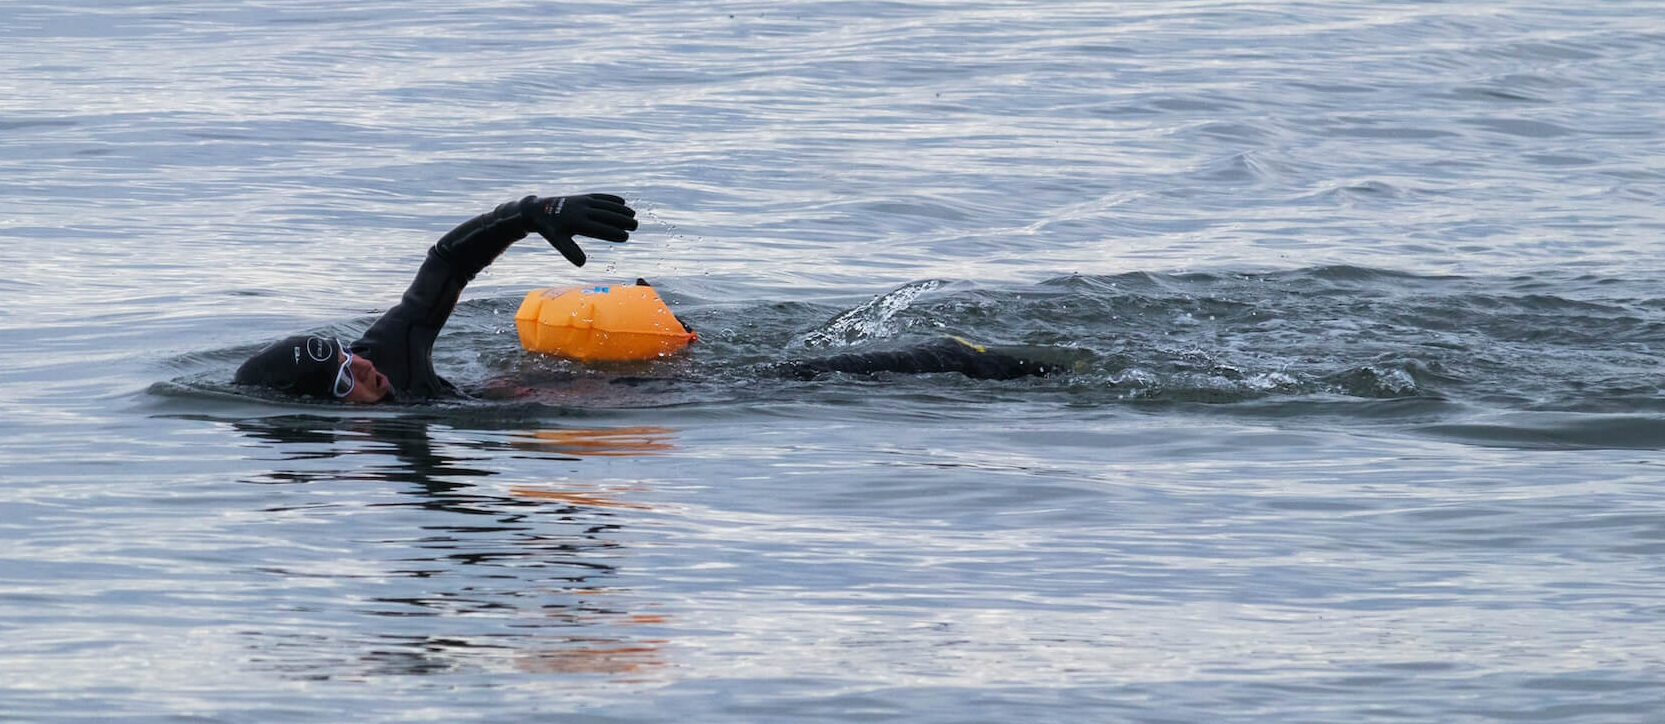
[431,196,541,278]
[351,197,541,400]
[782,337,1071,380]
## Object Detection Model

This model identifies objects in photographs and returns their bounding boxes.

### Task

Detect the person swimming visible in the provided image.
[233,195,1070,403]
[235,194,637,402]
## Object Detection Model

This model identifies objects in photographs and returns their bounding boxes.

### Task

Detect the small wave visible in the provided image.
[1097,366,1304,404]
[1466,117,1577,138]
[1419,413,1665,450]
[788,279,947,349]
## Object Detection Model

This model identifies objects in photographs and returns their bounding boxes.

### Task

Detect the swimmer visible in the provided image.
[236,194,637,403]
[234,195,1071,403]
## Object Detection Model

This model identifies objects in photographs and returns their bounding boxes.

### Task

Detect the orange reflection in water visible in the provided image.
[514,639,669,676]
[502,426,677,676]
[508,590,672,677]
[511,425,678,457]
[508,486,652,510]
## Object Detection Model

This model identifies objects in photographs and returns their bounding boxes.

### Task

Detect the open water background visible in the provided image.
[4,1,1665,721]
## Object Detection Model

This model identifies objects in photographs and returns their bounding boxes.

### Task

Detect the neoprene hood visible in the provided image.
[234,335,344,398]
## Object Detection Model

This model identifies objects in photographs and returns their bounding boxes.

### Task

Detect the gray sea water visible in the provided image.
[5,1,1665,721]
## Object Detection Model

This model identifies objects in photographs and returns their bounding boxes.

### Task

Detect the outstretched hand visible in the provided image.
[528,193,638,267]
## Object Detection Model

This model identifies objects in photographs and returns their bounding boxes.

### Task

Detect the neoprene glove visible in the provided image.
[526,193,638,267]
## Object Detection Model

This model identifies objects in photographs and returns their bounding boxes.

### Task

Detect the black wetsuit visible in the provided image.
[352,197,547,401]
[781,337,1072,380]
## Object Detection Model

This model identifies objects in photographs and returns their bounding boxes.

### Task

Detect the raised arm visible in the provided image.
[352,194,637,400]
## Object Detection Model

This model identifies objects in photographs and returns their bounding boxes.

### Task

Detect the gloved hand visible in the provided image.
[527,193,638,267]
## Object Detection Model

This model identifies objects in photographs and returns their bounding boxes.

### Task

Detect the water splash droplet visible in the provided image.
[789,280,946,349]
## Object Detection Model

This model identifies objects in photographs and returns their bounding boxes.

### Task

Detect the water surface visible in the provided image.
[4,1,1665,721]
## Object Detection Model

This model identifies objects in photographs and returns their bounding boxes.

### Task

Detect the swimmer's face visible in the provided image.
[339,352,392,403]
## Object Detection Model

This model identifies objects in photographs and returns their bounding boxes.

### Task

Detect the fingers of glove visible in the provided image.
[546,234,588,267]
[590,199,636,220]
[582,193,627,206]
[586,208,639,232]
[574,218,631,243]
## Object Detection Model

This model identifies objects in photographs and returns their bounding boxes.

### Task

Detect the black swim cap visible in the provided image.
[233,335,345,398]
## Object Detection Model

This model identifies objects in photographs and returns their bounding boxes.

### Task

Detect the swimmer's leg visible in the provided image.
[782,337,1086,380]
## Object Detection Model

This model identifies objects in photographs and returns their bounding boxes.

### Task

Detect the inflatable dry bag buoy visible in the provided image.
[514,282,697,362]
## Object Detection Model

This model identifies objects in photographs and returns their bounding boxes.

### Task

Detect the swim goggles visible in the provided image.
[332,347,356,399]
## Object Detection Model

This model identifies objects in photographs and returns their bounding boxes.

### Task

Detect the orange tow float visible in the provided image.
[514,282,697,362]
